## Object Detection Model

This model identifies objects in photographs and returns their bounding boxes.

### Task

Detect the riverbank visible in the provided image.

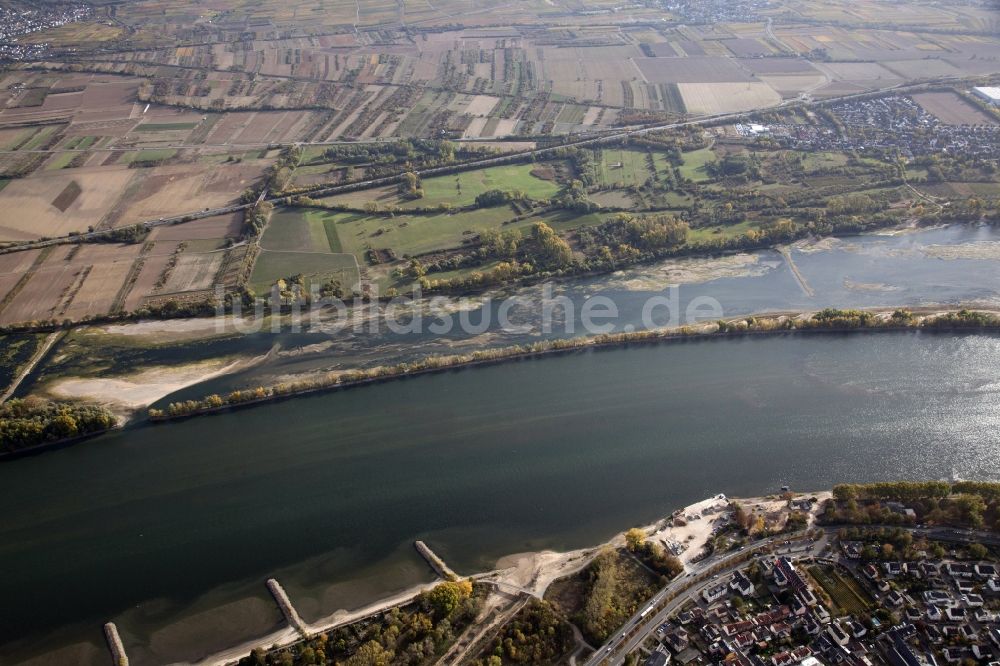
[193,493,751,666]
[150,307,1000,423]
[0,423,122,461]
[49,349,274,421]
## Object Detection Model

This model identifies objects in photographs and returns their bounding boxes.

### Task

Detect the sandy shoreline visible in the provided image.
[46,351,271,419]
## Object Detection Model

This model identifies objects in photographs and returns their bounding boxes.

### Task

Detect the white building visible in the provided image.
[972,87,1000,106]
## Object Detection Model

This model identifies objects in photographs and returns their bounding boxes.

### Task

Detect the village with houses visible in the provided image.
[0,2,92,61]
[628,486,1000,666]
[726,90,1000,161]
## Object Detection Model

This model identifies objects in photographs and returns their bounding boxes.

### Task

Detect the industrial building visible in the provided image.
[972,86,1000,106]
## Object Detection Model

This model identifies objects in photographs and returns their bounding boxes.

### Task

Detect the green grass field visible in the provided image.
[45,151,78,170]
[655,191,695,208]
[253,207,358,292]
[0,179,8,194]
[677,147,716,183]
[651,151,676,174]
[556,104,588,124]
[800,151,849,172]
[414,164,561,208]
[321,163,561,210]
[332,205,516,258]
[688,219,757,244]
[537,209,608,233]
[260,208,342,253]
[250,250,359,294]
[62,136,96,150]
[807,565,872,616]
[592,148,656,188]
[21,126,58,151]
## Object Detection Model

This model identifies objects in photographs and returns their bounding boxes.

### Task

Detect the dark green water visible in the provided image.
[3,332,1000,664]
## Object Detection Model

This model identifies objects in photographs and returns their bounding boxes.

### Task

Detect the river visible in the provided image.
[3,331,1000,665]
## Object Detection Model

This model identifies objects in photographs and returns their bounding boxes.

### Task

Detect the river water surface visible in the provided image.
[3,331,1000,665]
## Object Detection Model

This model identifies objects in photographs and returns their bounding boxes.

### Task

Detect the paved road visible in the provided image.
[584,533,820,666]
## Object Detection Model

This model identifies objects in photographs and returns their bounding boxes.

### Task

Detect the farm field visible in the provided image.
[102,161,268,228]
[260,208,342,254]
[160,251,225,293]
[252,207,358,292]
[250,251,359,294]
[0,168,134,240]
[0,243,145,326]
[911,92,996,126]
[148,213,243,243]
[0,158,266,240]
[678,82,782,114]
[0,0,992,330]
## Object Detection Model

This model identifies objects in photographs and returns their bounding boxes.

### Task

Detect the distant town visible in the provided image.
[0,3,91,61]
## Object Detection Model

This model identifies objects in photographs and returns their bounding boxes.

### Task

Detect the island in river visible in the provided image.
[8,222,1000,422]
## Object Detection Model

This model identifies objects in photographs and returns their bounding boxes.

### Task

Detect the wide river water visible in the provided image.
[4,331,1000,665]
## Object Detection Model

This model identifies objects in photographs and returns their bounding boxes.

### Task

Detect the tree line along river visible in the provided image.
[2,331,1000,666]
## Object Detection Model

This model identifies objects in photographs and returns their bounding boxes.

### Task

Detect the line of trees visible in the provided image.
[149,309,1000,421]
[824,480,1000,531]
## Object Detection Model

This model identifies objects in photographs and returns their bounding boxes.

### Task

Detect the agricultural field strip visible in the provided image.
[0,77,972,253]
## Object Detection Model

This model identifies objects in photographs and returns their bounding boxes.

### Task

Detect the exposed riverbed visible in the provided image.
[14,223,1000,413]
